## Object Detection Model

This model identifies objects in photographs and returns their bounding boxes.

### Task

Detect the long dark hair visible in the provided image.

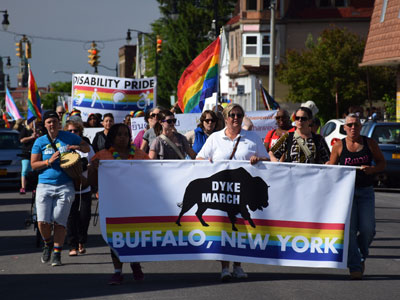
[154,110,174,136]
[105,123,132,150]
[198,110,218,130]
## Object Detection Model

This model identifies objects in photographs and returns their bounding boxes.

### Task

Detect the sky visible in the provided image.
[0,0,161,88]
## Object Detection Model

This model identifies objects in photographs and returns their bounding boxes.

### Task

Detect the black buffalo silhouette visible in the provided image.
[176,167,269,231]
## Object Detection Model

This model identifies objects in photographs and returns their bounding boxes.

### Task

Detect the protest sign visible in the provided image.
[71,74,156,123]
[99,160,355,269]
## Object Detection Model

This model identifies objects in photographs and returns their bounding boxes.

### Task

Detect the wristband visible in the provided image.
[45,159,51,167]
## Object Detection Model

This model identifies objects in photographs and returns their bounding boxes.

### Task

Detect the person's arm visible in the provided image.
[187,148,197,160]
[31,151,60,171]
[327,140,342,165]
[361,138,386,174]
[140,140,149,151]
[68,139,90,153]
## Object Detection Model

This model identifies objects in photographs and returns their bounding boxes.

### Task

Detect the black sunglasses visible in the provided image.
[149,113,159,119]
[204,119,216,123]
[275,116,287,120]
[295,116,309,122]
[345,122,360,128]
[162,118,177,124]
[228,113,244,119]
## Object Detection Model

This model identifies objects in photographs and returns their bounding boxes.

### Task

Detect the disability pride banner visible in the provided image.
[99,160,356,269]
[71,74,156,123]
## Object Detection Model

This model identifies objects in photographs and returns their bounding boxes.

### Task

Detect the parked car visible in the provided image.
[320,119,347,151]
[0,128,22,187]
[361,121,400,187]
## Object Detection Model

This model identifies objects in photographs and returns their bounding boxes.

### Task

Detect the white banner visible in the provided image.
[131,110,277,140]
[99,161,355,269]
[71,73,157,123]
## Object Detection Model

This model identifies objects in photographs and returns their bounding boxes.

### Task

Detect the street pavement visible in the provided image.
[0,188,399,300]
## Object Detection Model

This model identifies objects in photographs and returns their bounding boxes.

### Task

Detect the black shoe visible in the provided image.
[51,252,62,266]
[41,244,52,264]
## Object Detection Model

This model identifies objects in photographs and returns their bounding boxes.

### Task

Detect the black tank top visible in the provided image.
[339,136,373,187]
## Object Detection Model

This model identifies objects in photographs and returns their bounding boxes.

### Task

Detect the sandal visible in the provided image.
[78,244,86,254]
[69,249,78,256]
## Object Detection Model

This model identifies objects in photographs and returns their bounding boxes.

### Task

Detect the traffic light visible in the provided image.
[156,36,162,54]
[16,41,23,57]
[88,42,100,67]
[25,41,32,58]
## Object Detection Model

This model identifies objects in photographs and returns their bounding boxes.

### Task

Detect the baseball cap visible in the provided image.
[42,111,59,122]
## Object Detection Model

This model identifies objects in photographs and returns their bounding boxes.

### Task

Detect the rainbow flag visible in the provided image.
[5,87,22,120]
[178,37,220,113]
[27,67,42,122]
[260,83,280,110]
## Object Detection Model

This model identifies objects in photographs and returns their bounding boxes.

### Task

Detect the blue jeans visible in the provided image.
[348,185,376,272]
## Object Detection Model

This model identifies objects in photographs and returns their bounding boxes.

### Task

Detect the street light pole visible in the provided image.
[1,10,10,31]
[269,0,276,99]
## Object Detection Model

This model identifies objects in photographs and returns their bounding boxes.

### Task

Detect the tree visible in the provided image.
[277,27,396,121]
[41,81,72,110]
[146,0,236,108]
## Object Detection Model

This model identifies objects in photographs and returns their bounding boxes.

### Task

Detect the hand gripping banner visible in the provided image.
[99,160,355,269]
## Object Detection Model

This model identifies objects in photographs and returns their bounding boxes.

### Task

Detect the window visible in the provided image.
[247,0,257,10]
[263,0,271,10]
[245,35,258,55]
[243,33,273,57]
[262,34,270,55]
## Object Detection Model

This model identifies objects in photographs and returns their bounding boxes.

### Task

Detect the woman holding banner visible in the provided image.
[149,110,197,160]
[89,123,149,285]
[196,103,269,282]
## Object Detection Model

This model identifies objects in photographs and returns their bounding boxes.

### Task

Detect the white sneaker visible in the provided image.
[221,268,232,282]
[232,266,248,279]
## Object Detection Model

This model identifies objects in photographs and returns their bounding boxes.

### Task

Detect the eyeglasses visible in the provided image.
[204,119,216,124]
[275,116,287,120]
[228,113,244,119]
[295,116,309,122]
[345,122,360,128]
[149,113,159,119]
[68,129,79,133]
[162,118,177,124]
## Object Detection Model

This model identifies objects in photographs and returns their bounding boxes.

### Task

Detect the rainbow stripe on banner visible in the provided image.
[106,216,344,262]
[177,37,220,113]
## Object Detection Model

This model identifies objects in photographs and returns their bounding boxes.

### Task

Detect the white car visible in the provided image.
[0,128,22,187]
[320,119,347,151]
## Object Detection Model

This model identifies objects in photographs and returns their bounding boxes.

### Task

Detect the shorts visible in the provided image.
[21,159,32,177]
[35,182,75,227]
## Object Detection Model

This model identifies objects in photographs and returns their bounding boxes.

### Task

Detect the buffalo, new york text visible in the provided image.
[111,230,339,254]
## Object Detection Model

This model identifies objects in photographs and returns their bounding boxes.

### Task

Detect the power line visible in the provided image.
[0,29,126,43]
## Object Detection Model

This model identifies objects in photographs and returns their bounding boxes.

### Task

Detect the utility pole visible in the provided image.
[269,0,276,98]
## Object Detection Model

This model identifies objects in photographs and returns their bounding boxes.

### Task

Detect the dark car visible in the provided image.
[361,121,400,187]
[0,128,22,187]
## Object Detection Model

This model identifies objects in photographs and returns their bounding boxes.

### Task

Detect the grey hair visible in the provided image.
[345,113,361,124]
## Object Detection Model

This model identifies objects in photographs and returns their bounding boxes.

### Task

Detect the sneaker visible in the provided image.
[19,188,26,195]
[232,266,248,279]
[51,252,62,266]
[108,273,123,285]
[221,268,232,282]
[350,271,363,280]
[41,244,52,263]
[130,263,144,281]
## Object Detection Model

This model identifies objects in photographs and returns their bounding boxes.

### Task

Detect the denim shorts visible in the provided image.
[35,182,75,227]
[21,159,32,177]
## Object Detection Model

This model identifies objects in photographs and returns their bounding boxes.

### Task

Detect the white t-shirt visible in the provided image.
[196,129,269,161]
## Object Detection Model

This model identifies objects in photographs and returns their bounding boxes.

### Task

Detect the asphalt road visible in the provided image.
[0,188,399,300]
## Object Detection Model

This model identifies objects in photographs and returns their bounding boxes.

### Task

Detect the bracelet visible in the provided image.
[45,159,51,167]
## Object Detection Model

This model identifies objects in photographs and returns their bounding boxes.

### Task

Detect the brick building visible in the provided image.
[224,0,373,111]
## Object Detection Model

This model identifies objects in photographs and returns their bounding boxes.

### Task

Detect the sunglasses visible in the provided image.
[149,113,159,119]
[68,129,79,133]
[162,118,177,124]
[345,122,360,128]
[275,116,287,120]
[295,116,309,122]
[204,119,216,124]
[228,113,244,119]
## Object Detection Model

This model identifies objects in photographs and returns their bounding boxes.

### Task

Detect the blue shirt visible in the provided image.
[32,131,82,185]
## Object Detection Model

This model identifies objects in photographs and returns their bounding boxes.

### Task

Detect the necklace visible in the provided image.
[109,145,136,160]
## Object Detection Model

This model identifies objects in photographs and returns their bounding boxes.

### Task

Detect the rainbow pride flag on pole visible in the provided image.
[27,66,42,122]
[178,37,221,113]
[5,87,22,120]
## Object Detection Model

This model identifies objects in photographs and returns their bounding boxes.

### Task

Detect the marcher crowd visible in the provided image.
[9,102,384,284]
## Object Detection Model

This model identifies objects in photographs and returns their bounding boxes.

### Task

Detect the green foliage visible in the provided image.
[146,0,236,108]
[382,93,396,121]
[277,27,396,121]
[41,81,72,110]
